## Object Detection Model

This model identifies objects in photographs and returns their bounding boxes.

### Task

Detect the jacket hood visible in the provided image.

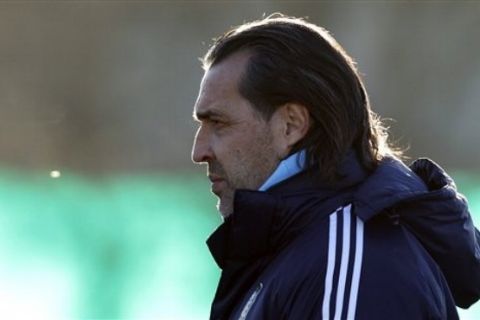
[329,153,480,308]
[352,157,428,221]
[373,157,480,308]
[347,155,480,308]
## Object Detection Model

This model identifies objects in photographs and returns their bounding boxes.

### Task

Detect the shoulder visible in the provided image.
[255,204,456,319]
[260,205,362,318]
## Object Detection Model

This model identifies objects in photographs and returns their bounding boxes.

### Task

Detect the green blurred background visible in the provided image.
[0,1,479,319]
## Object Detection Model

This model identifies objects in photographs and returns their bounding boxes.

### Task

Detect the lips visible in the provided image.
[208,175,225,195]
[208,174,222,182]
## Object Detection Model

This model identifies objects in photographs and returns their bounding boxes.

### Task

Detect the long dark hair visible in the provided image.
[202,15,399,182]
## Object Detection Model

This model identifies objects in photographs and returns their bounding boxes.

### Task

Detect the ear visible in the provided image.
[270,103,310,158]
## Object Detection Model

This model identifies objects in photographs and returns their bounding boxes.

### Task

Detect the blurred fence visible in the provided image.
[0,2,479,173]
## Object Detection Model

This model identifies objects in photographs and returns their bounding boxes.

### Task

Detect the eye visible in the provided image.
[210,118,225,127]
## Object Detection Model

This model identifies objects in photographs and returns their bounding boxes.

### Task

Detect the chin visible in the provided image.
[217,200,233,218]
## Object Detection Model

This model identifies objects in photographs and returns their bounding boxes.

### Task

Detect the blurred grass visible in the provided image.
[0,169,221,319]
[0,168,479,319]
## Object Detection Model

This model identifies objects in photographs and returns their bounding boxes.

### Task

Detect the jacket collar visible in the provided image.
[206,191,279,269]
[258,150,306,191]
[207,151,460,269]
[207,150,367,269]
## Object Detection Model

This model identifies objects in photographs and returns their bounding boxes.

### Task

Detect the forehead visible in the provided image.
[194,51,253,117]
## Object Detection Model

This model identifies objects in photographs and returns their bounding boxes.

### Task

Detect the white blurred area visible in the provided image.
[0,258,76,319]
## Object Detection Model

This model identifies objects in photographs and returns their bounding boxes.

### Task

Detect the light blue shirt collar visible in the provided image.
[258,150,306,191]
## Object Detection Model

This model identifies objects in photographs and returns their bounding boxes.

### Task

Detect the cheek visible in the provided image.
[235,128,277,173]
[209,135,242,174]
[213,138,251,181]
[210,122,277,187]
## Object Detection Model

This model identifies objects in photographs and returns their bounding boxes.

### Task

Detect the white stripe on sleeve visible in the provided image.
[322,209,339,319]
[346,216,364,319]
[334,205,352,320]
[321,205,364,320]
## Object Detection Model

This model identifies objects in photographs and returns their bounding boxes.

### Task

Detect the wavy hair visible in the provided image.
[202,15,400,182]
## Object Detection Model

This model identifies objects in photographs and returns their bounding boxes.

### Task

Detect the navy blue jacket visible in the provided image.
[207,154,480,319]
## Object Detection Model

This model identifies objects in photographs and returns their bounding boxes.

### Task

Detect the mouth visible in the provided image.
[208,175,225,195]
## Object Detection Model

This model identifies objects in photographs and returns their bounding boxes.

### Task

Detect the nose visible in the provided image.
[191,125,213,164]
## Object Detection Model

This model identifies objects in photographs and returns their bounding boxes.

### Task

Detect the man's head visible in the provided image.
[192,50,310,216]
[192,15,395,217]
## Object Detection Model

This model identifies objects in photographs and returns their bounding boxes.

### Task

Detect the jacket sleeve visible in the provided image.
[402,159,480,308]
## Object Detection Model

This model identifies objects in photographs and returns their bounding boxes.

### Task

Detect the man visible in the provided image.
[191,15,480,319]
